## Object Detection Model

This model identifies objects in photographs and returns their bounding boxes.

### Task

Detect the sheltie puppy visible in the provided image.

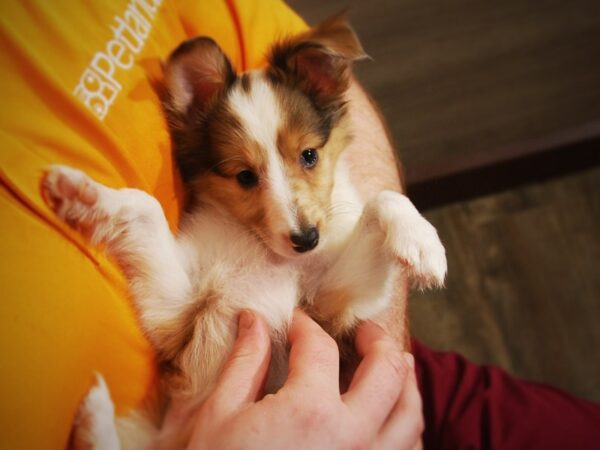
[43,16,446,450]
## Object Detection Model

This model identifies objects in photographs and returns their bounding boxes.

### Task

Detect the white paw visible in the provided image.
[367,191,447,289]
[42,164,103,230]
[71,374,120,450]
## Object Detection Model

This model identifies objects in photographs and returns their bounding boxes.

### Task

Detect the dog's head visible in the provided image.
[163,16,365,258]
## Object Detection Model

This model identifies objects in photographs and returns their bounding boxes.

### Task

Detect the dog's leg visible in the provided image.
[362,190,447,288]
[42,165,193,345]
[312,190,446,334]
[70,374,120,450]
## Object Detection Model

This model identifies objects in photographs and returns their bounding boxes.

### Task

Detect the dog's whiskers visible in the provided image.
[326,201,360,219]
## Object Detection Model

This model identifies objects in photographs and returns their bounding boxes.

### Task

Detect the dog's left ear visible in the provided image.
[268,15,366,105]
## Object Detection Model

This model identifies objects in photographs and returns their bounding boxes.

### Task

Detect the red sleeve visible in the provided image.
[412,338,600,449]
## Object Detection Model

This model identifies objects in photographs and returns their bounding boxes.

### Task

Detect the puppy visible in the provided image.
[43,16,446,450]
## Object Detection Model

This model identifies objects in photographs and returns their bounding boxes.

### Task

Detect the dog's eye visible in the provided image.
[300,148,318,168]
[236,170,258,188]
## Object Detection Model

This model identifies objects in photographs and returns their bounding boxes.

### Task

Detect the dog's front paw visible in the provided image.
[367,191,447,289]
[42,164,102,229]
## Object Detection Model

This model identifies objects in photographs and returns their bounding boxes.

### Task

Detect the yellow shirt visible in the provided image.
[0,1,306,448]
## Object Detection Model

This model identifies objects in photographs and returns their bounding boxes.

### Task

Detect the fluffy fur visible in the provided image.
[44,16,446,450]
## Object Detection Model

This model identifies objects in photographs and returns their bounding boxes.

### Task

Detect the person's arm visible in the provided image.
[188,310,423,450]
[344,78,411,348]
[344,78,404,200]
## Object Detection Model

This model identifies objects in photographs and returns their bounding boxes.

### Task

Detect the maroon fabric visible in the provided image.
[412,338,600,450]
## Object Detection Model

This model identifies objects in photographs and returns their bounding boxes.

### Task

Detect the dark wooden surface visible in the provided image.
[288,0,600,189]
[411,167,600,402]
[288,1,600,402]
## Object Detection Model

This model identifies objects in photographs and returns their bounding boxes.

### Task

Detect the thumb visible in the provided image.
[209,310,272,414]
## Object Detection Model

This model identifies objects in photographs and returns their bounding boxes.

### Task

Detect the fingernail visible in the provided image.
[403,352,415,369]
[239,310,255,334]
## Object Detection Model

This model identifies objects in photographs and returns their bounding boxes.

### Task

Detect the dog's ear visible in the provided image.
[164,37,236,115]
[268,15,366,104]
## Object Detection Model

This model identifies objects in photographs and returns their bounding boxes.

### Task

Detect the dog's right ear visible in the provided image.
[164,37,236,116]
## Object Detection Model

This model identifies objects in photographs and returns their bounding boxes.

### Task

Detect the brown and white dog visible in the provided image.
[43,16,446,450]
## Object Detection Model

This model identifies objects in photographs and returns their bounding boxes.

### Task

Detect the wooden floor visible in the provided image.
[411,167,600,402]
[288,1,600,402]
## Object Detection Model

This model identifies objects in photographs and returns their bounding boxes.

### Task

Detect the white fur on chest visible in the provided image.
[177,209,301,331]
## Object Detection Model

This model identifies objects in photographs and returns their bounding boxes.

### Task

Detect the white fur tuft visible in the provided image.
[227,73,298,241]
[71,374,120,450]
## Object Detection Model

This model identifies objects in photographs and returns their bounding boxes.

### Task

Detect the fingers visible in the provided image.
[209,311,272,415]
[284,310,340,393]
[342,321,411,435]
[373,359,424,450]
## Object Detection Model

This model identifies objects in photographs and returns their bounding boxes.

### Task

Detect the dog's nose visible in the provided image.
[290,226,319,253]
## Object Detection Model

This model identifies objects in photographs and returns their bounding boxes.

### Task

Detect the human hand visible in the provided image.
[187,310,423,450]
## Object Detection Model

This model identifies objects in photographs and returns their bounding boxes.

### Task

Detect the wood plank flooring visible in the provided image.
[410,167,600,402]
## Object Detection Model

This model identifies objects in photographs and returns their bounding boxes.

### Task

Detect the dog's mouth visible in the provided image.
[293,244,316,253]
